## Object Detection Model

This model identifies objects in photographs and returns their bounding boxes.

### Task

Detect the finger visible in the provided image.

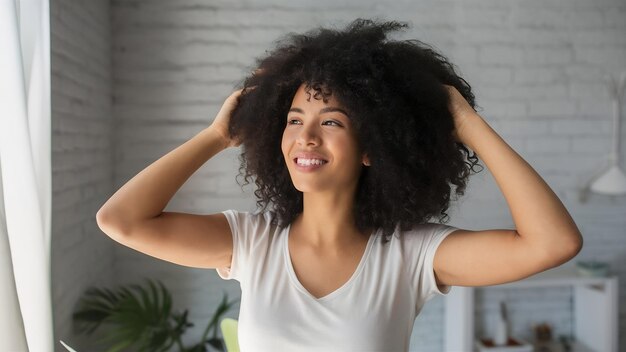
[240,85,257,95]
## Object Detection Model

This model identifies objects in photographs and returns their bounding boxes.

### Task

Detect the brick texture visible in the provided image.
[52,0,626,351]
[51,0,115,349]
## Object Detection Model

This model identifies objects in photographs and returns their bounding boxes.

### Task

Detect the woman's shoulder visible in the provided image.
[222,208,281,228]
[395,221,459,240]
[222,208,273,216]
[411,222,456,232]
[390,222,459,257]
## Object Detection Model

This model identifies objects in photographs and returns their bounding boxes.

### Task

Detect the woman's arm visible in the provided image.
[94,89,247,269]
[432,86,582,287]
[96,89,243,235]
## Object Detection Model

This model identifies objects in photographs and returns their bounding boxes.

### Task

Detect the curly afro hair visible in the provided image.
[228,18,483,243]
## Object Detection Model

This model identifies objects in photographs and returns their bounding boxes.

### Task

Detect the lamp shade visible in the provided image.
[590,165,626,195]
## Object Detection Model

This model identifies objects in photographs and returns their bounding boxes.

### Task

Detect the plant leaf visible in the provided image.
[73,279,176,351]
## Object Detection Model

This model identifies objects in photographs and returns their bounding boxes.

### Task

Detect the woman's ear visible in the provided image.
[362,153,371,166]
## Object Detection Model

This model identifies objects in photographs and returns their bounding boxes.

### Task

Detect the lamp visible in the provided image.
[584,72,626,198]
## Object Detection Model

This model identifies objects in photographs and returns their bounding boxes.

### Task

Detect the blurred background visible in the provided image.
[17,0,625,350]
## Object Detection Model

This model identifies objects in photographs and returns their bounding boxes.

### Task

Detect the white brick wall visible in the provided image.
[51,0,114,350]
[52,0,626,351]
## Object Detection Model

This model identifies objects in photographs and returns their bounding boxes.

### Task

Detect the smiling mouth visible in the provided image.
[294,158,328,166]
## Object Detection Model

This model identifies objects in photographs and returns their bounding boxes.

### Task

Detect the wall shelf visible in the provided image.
[444,263,619,352]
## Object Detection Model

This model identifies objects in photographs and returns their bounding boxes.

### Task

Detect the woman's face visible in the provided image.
[281,83,369,194]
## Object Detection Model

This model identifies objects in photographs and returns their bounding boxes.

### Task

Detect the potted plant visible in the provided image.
[70,278,239,352]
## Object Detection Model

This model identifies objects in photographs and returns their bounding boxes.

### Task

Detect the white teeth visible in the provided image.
[297,158,327,166]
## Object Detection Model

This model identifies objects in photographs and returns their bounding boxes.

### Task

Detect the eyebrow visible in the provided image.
[288,107,349,117]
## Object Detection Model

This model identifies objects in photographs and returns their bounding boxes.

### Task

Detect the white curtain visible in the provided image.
[0,0,53,351]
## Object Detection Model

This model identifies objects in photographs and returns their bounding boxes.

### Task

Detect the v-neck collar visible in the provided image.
[283,222,377,302]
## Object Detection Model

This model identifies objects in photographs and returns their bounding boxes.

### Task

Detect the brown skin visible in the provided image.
[281,84,372,251]
[280,84,374,299]
[432,85,583,288]
[96,82,582,290]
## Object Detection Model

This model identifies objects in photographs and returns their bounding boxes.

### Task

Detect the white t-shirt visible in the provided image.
[216,209,458,352]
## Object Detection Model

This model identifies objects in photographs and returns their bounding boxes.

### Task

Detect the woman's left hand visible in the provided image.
[443,84,480,144]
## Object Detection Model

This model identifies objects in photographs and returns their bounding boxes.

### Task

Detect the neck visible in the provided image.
[292,189,371,249]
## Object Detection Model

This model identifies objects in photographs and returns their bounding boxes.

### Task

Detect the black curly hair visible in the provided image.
[228,18,483,243]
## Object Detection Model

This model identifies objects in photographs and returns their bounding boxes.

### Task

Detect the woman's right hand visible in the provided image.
[209,88,248,148]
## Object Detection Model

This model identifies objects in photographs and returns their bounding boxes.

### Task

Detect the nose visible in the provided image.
[296,123,321,146]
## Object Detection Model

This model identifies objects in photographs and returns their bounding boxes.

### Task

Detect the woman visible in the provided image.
[96,19,583,351]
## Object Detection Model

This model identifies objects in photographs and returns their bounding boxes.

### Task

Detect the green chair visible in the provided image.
[220,318,240,352]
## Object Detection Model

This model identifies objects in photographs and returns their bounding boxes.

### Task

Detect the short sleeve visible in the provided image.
[215,210,240,280]
[402,223,459,309]
[213,210,254,281]
[215,209,272,282]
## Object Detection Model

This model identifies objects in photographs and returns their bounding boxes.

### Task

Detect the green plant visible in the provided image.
[72,279,239,352]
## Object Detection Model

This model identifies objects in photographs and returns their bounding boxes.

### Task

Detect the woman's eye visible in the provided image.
[286,119,341,126]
